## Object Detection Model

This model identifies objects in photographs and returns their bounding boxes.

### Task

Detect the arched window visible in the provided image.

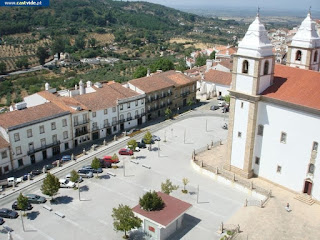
[314,51,318,63]
[242,60,249,74]
[263,61,269,75]
[295,50,302,61]
[308,163,315,174]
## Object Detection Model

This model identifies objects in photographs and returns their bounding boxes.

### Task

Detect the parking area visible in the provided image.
[0,115,258,240]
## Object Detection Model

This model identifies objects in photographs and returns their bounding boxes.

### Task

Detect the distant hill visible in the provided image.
[0,0,199,36]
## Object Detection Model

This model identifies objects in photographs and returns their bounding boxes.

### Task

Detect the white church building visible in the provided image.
[225,12,320,202]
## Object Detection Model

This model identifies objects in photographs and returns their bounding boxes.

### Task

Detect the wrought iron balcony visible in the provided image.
[28,141,61,155]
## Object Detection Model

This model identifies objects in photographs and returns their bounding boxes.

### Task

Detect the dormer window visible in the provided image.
[295,50,302,61]
[314,51,318,63]
[263,61,269,75]
[242,60,249,74]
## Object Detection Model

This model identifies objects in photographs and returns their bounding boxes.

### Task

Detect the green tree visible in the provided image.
[143,131,153,150]
[112,153,119,162]
[139,191,164,211]
[224,95,230,104]
[112,204,142,239]
[15,57,29,69]
[51,37,65,58]
[88,38,97,48]
[195,55,208,67]
[127,139,137,151]
[70,169,80,183]
[41,173,60,200]
[164,107,172,119]
[209,50,216,59]
[0,62,6,74]
[175,59,187,72]
[36,46,49,65]
[91,157,101,177]
[187,99,194,106]
[161,179,178,195]
[150,58,174,72]
[182,178,189,193]
[133,66,147,79]
[75,36,86,50]
[17,193,29,214]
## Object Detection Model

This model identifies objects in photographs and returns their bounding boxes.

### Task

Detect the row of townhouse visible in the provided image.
[0,71,196,176]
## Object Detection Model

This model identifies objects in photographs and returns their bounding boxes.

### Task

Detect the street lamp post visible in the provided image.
[20,210,25,231]
[158,141,160,157]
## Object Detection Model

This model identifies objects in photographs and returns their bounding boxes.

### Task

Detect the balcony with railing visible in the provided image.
[75,128,88,137]
[104,122,110,128]
[112,121,118,126]
[28,141,61,155]
[127,117,133,121]
[119,119,125,123]
[74,119,90,127]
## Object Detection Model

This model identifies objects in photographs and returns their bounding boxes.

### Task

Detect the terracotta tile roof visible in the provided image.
[74,82,139,111]
[129,71,196,93]
[0,103,69,129]
[218,59,233,70]
[0,136,9,149]
[217,47,237,55]
[262,64,320,110]
[204,69,232,86]
[132,192,192,227]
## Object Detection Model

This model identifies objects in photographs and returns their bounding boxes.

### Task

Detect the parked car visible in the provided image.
[44,164,55,171]
[118,148,133,155]
[59,179,75,188]
[22,174,32,181]
[0,208,18,219]
[81,165,103,173]
[222,104,230,113]
[137,141,146,148]
[61,155,72,162]
[12,201,33,211]
[102,155,119,164]
[23,194,46,204]
[52,159,62,167]
[141,139,154,145]
[152,135,161,141]
[65,173,83,183]
[217,95,224,100]
[0,217,4,225]
[77,169,94,178]
[30,169,42,176]
[210,105,220,111]
[218,101,226,107]
[126,145,140,152]
[99,159,112,168]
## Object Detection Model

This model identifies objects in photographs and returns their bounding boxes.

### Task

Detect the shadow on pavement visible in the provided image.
[135,156,146,159]
[27,211,40,220]
[167,214,201,240]
[79,185,89,192]
[51,195,73,205]
[99,175,110,180]
[130,230,150,240]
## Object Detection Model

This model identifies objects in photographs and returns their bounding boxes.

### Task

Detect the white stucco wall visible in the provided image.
[230,99,249,169]
[253,101,320,200]
[289,48,308,69]
[0,147,11,174]
[235,75,253,94]
[215,84,230,97]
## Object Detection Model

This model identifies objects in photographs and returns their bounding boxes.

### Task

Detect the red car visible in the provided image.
[102,155,119,163]
[118,148,133,155]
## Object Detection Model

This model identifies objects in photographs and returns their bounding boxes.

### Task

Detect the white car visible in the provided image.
[59,179,75,188]
[218,101,226,107]
[126,145,140,152]
[65,174,83,183]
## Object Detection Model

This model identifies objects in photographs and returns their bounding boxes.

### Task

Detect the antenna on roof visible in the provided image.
[257,6,260,17]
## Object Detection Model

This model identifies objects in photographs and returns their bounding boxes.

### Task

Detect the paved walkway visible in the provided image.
[197,144,320,240]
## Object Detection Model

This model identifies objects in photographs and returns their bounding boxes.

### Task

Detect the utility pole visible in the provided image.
[78,182,81,201]
[123,159,126,177]
[197,185,199,203]
[20,210,25,231]
[164,130,167,142]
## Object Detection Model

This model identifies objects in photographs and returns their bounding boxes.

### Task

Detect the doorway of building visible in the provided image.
[183,98,187,106]
[92,132,99,140]
[107,128,111,135]
[120,123,124,131]
[138,118,142,125]
[303,180,313,195]
[52,146,60,155]
[42,150,47,160]
[30,155,36,164]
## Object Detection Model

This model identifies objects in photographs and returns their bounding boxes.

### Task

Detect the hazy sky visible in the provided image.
[128,0,320,11]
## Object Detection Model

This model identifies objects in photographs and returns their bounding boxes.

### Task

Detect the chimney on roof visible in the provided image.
[86,81,92,88]
[206,59,213,71]
[45,82,50,91]
[79,80,85,95]
[147,68,150,77]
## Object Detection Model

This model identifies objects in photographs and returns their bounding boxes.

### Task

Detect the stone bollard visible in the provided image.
[72,154,75,161]
[207,144,209,150]
[83,148,86,155]
[260,200,263,208]
[42,167,46,174]
[211,140,213,147]
[114,135,117,141]
[250,181,253,190]
[201,161,203,167]
[103,139,106,146]
[233,173,235,182]
[244,199,248,207]
[237,224,240,233]
[57,160,60,167]
[124,131,127,136]
[269,190,272,197]
[220,222,223,234]
[215,167,219,174]
[28,173,31,181]
[220,139,222,145]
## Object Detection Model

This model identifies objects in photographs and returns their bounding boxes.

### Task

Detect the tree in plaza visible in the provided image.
[0,62,6,74]
[161,179,178,195]
[112,153,119,162]
[133,66,147,79]
[91,157,101,177]
[164,107,172,119]
[224,95,230,104]
[209,50,216,60]
[41,172,60,201]
[143,131,153,151]
[139,191,164,211]
[182,178,189,193]
[17,193,29,214]
[36,46,50,65]
[112,204,142,239]
[127,139,137,151]
[70,169,80,183]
